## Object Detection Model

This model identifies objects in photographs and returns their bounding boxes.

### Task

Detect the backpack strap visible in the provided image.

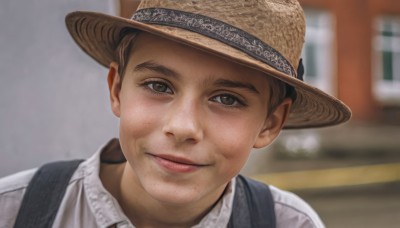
[227,175,276,228]
[13,159,84,228]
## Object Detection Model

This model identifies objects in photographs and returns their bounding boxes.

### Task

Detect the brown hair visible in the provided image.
[115,30,295,115]
[116,30,139,77]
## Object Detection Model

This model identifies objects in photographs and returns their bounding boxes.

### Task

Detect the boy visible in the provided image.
[0,0,351,227]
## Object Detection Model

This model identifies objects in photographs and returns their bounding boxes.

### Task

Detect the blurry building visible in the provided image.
[299,0,400,123]
[263,0,400,166]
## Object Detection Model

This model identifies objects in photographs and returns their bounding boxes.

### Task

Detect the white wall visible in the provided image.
[0,0,119,177]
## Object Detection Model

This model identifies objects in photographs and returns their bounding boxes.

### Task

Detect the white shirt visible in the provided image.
[0,139,325,228]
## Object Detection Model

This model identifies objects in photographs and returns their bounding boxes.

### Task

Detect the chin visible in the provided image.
[145,182,204,206]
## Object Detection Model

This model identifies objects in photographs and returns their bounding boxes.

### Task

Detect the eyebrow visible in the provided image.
[214,79,260,94]
[133,61,259,94]
[133,61,180,78]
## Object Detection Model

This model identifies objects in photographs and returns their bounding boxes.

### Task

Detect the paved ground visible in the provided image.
[241,122,400,228]
[297,183,400,228]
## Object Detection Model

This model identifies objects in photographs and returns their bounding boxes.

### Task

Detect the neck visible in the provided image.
[117,164,227,227]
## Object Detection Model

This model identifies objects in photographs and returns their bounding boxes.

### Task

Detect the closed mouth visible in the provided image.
[151,153,206,167]
[146,152,209,173]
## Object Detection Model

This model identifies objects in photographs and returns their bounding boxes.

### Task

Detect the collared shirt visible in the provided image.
[0,139,324,228]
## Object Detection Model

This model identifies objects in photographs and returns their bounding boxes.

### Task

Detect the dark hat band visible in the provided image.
[132,8,298,79]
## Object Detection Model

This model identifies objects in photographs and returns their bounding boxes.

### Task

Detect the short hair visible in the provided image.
[115,30,296,116]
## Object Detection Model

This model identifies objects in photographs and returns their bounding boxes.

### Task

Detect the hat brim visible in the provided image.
[65,11,351,129]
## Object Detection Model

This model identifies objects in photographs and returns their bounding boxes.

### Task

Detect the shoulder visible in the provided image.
[235,175,325,227]
[0,161,87,227]
[0,168,37,227]
[0,168,37,195]
[269,185,325,228]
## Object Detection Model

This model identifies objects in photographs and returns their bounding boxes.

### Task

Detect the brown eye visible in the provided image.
[146,81,173,94]
[211,94,244,107]
[153,83,167,92]
[220,95,236,105]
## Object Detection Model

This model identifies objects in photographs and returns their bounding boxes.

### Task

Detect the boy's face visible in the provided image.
[108,32,291,206]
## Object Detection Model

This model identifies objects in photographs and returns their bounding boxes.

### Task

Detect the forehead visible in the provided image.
[128,32,268,88]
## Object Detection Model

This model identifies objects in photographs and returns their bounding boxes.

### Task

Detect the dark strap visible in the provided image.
[13,159,84,228]
[227,175,276,228]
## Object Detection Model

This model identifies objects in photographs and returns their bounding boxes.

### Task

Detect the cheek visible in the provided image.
[208,115,265,175]
[213,138,252,183]
[118,94,164,154]
[119,91,163,134]
[210,114,265,151]
[119,105,152,140]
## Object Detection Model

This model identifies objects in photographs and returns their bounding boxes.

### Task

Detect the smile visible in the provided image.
[148,153,206,173]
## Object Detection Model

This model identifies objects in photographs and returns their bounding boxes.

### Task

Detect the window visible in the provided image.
[301,9,334,95]
[374,17,400,103]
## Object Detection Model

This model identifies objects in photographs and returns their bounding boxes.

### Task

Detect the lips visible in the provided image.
[149,153,206,173]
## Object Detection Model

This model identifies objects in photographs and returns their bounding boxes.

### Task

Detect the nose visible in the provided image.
[162,98,204,144]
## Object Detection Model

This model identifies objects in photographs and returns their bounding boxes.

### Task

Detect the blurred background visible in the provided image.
[1,0,399,227]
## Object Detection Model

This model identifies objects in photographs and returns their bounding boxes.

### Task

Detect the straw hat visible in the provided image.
[65,0,351,129]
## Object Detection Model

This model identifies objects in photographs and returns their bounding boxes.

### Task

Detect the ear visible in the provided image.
[253,98,292,148]
[108,62,122,118]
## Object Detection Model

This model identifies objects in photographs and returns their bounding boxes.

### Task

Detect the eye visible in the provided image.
[211,94,245,107]
[144,81,173,94]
